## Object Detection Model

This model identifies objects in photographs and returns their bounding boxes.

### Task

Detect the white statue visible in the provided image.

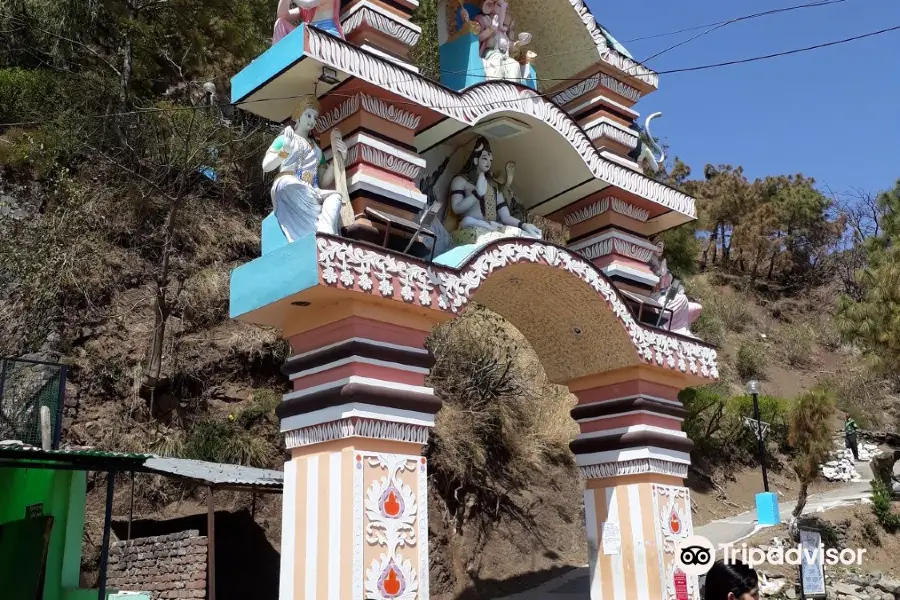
[628,112,666,174]
[443,136,541,247]
[262,95,348,242]
[650,242,702,337]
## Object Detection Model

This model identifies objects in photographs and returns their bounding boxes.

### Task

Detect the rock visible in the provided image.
[833,582,863,597]
[875,577,900,594]
[785,587,797,599]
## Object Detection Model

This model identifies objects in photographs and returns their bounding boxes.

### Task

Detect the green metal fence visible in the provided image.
[0,358,67,449]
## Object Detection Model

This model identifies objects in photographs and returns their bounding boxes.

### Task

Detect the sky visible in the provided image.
[589,0,900,196]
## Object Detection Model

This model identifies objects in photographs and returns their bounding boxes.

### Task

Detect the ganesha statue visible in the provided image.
[461,0,535,84]
[443,136,541,247]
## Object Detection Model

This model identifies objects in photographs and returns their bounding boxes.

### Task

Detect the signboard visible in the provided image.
[25,503,43,519]
[673,569,689,600]
[601,522,621,555]
[798,528,826,598]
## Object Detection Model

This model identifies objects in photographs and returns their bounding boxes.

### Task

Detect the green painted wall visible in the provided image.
[0,467,88,600]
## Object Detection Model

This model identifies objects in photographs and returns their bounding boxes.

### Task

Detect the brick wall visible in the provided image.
[108,530,208,599]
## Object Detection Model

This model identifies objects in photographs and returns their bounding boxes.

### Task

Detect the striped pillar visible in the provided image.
[275,310,441,600]
[568,367,699,600]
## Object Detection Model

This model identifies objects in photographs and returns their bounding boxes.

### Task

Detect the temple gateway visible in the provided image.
[228,0,718,597]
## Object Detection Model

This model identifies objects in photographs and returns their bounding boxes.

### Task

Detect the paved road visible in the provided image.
[497,462,876,600]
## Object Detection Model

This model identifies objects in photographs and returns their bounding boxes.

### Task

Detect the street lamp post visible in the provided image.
[746,379,769,493]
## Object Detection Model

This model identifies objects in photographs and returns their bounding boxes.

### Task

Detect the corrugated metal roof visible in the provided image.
[142,457,283,489]
[0,444,152,460]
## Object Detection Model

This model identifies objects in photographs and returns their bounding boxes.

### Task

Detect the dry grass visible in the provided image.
[426,304,577,528]
[780,322,817,367]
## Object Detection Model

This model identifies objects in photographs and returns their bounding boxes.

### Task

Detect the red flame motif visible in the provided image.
[377,560,406,597]
[669,509,681,535]
[379,483,404,518]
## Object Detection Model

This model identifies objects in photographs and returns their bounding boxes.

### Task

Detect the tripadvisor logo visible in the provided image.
[675,535,867,574]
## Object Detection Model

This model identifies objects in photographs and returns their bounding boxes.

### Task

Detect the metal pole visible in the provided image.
[53,365,68,449]
[752,392,770,492]
[207,486,216,600]
[98,471,116,600]
[128,472,135,541]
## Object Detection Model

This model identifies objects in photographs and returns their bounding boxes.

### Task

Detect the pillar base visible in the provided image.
[755,492,780,526]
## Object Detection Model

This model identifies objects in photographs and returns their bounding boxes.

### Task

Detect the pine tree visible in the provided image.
[787,389,835,537]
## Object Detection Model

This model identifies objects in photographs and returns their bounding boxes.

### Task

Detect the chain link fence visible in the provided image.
[0,358,67,449]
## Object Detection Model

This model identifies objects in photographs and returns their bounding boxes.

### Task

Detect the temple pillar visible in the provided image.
[275,299,444,600]
[566,365,698,600]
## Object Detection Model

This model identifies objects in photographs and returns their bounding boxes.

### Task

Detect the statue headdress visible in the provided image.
[291,95,321,122]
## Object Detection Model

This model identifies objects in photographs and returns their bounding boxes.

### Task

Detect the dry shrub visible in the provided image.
[736,342,767,380]
[781,322,817,367]
[426,305,577,530]
[820,364,891,429]
[686,277,755,340]
[179,266,230,330]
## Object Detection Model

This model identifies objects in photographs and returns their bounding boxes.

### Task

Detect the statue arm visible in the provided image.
[262,135,288,173]
[495,193,520,227]
[319,155,334,188]
[449,175,479,215]
[278,0,319,20]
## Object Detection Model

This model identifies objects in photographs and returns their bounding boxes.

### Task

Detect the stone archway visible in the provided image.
[231,234,718,600]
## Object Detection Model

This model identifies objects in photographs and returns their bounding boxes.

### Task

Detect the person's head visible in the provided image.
[291,95,321,134]
[703,559,759,600]
[464,137,492,178]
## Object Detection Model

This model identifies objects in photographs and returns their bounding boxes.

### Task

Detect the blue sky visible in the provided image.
[590,0,900,195]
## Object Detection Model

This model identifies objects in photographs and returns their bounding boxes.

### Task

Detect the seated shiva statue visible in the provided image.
[444,136,541,246]
[262,95,348,242]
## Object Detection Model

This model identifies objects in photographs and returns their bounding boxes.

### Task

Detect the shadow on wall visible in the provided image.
[111,508,280,600]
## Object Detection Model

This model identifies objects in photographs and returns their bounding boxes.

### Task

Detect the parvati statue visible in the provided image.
[262,95,348,242]
[444,136,541,246]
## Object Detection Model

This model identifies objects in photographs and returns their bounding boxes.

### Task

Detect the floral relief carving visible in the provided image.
[363,453,421,600]
[317,236,719,379]
[652,484,697,600]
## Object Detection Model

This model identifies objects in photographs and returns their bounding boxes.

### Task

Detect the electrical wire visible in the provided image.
[1,21,898,127]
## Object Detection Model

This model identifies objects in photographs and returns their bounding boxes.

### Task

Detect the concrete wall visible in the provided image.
[107,531,207,599]
[0,467,87,600]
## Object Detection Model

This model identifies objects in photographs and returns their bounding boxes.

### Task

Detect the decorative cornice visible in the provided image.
[585,119,639,150]
[305,29,694,218]
[564,196,650,226]
[580,458,688,479]
[315,92,422,135]
[284,417,430,448]
[567,0,658,88]
[341,4,421,47]
[316,235,718,379]
[347,143,423,180]
[580,238,653,262]
[552,70,643,106]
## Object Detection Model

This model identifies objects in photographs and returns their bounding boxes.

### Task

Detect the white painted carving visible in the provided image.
[564,196,650,227]
[580,238,612,260]
[315,92,422,135]
[652,484,697,600]
[284,418,431,448]
[586,120,639,150]
[305,28,695,218]
[417,458,429,600]
[567,0,658,87]
[363,454,420,600]
[342,5,421,47]
[353,453,364,600]
[553,70,643,106]
[346,144,423,180]
[613,239,654,262]
[316,236,719,379]
[580,458,688,479]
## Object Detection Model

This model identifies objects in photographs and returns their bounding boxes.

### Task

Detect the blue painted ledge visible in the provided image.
[229,233,319,319]
[231,24,307,103]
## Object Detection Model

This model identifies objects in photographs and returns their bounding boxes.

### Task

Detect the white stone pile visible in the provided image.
[819,441,882,482]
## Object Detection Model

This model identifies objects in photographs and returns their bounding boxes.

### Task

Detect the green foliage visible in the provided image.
[870,478,900,532]
[409,0,439,80]
[736,342,767,380]
[836,180,900,378]
[178,392,280,467]
[679,385,789,466]
[659,222,700,279]
[787,389,835,485]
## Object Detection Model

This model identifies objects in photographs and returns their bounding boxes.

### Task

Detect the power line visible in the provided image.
[1,21,898,128]
[622,0,849,44]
